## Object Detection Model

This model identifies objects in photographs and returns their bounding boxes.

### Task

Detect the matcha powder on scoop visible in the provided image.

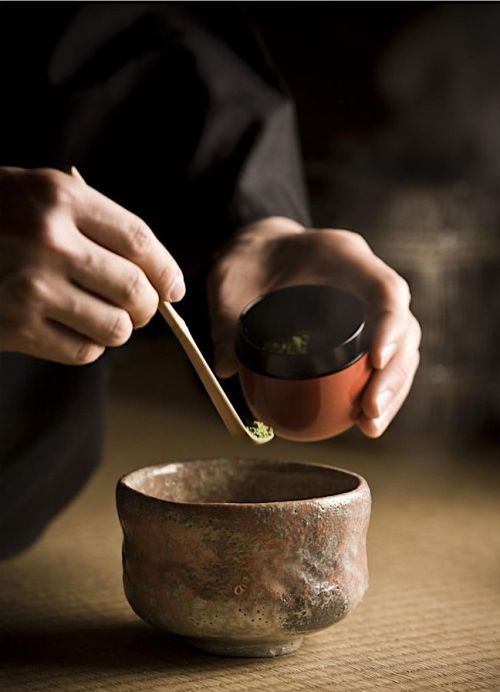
[246,420,274,441]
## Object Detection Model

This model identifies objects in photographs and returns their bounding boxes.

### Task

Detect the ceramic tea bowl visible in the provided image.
[236,285,372,441]
[116,458,371,657]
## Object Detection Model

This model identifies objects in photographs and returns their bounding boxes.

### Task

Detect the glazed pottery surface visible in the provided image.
[116,458,371,657]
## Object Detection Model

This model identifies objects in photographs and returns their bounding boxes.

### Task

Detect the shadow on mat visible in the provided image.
[0,620,271,672]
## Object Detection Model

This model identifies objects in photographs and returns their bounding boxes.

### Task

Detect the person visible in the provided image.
[0,3,421,558]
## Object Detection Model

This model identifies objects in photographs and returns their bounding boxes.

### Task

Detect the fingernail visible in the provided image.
[374,389,393,417]
[379,342,397,369]
[169,274,185,302]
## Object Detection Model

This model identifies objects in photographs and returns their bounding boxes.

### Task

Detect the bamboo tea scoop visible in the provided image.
[158,301,273,444]
[70,167,273,445]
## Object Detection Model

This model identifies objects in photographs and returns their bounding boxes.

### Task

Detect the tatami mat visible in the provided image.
[1,339,499,691]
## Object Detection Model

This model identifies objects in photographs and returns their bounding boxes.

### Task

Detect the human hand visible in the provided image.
[0,167,185,364]
[207,217,421,438]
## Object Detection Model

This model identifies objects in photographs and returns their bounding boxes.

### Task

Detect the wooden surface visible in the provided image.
[1,337,499,691]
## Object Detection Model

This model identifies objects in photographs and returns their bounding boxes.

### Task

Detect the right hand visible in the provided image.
[0,167,185,364]
[208,218,421,438]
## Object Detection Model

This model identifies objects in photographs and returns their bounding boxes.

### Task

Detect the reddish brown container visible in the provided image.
[236,285,372,441]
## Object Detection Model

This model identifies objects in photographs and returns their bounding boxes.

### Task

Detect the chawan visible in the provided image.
[116,458,371,657]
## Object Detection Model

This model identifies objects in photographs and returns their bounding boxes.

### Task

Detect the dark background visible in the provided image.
[243,2,500,447]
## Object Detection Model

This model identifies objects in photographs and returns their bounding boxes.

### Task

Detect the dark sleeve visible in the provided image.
[0,355,106,559]
[49,2,311,277]
[168,4,312,233]
[0,3,310,558]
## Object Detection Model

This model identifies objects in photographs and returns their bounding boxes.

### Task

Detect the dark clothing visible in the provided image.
[0,3,309,557]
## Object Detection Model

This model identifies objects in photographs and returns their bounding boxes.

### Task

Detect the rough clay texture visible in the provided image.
[116,459,371,655]
[1,339,499,689]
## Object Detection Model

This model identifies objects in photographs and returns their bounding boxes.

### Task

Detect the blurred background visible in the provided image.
[3,8,499,689]
[113,2,500,452]
[243,1,500,448]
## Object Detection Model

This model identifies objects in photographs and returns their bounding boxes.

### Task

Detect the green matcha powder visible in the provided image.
[246,420,274,440]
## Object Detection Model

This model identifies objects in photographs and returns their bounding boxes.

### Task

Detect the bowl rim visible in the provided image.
[116,458,370,510]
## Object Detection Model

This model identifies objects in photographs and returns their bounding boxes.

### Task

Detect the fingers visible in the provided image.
[0,269,135,364]
[69,235,159,328]
[357,352,420,438]
[207,272,240,378]
[357,315,421,437]
[28,321,106,366]
[367,271,413,370]
[334,237,420,437]
[207,258,260,379]
[2,311,106,366]
[206,222,422,446]
[72,180,185,302]
[303,232,412,372]
[0,167,186,365]
[208,298,239,378]
[325,232,420,437]
[45,277,134,348]
[4,167,185,302]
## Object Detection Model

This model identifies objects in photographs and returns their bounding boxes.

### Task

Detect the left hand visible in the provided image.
[207,217,421,438]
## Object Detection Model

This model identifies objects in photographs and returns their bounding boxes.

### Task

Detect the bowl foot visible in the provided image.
[186,636,303,658]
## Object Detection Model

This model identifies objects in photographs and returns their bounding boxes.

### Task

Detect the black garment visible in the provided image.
[0,2,310,558]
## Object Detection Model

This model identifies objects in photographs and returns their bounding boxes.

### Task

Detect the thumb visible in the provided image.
[207,267,241,378]
[210,304,239,378]
[212,338,238,379]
